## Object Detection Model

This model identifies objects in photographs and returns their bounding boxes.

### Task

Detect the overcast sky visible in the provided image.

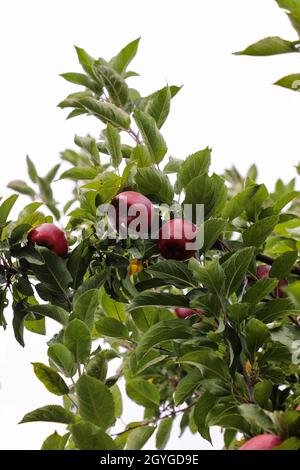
[1,0,300,450]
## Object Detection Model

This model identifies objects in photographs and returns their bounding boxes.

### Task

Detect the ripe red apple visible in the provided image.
[296,405,300,411]
[275,279,288,298]
[240,434,283,450]
[28,223,68,257]
[256,264,271,279]
[158,218,197,261]
[175,308,204,319]
[111,191,154,234]
[256,264,288,298]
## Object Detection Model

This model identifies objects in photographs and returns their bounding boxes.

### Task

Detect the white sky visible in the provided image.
[1,0,300,450]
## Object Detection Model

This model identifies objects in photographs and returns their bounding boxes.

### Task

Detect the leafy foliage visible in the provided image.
[1,30,299,452]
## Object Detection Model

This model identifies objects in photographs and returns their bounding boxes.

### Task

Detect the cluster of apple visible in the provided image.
[27,191,202,319]
[27,191,289,324]
[27,191,197,259]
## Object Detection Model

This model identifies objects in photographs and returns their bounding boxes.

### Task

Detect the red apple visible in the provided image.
[111,191,154,234]
[275,279,288,298]
[175,308,204,319]
[296,405,300,411]
[240,434,283,450]
[28,223,68,257]
[158,218,197,261]
[256,265,271,279]
[256,264,288,298]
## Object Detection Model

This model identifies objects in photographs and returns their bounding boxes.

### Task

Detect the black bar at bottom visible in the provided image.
[0,449,297,466]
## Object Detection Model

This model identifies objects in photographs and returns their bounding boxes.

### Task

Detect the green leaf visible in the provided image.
[20,405,75,424]
[95,317,129,339]
[86,351,107,382]
[254,380,273,408]
[245,319,270,362]
[256,297,298,323]
[128,292,189,311]
[109,37,141,74]
[146,260,196,289]
[243,216,279,248]
[275,1,300,12]
[126,426,155,450]
[271,323,300,353]
[8,180,35,197]
[178,148,211,189]
[184,173,227,221]
[239,404,274,432]
[26,155,38,183]
[71,421,117,450]
[101,292,126,322]
[223,185,264,221]
[12,301,28,347]
[0,194,18,224]
[174,369,202,405]
[74,272,106,302]
[163,156,183,174]
[41,431,69,450]
[25,316,45,335]
[111,384,123,418]
[243,278,278,303]
[0,289,7,329]
[93,64,129,107]
[275,73,300,91]
[275,437,300,450]
[130,144,152,168]
[67,241,93,290]
[200,218,227,254]
[285,280,300,309]
[135,319,192,360]
[74,46,96,76]
[32,362,69,396]
[73,289,99,330]
[105,123,122,168]
[156,417,173,450]
[131,349,166,375]
[98,141,133,158]
[26,304,69,326]
[74,134,99,164]
[189,259,225,299]
[235,37,297,56]
[222,247,255,295]
[76,374,115,430]
[85,173,122,203]
[64,319,91,363]
[78,96,131,129]
[135,167,174,204]
[60,72,101,93]
[133,109,167,164]
[194,392,218,443]
[29,247,72,299]
[48,343,76,378]
[270,251,298,279]
[179,350,231,383]
[59,167,98,181]
[146,85,171,128]
[138,85,181,112]
[273,191,300,212]
[126,379,160,407]
[208,408,251,434]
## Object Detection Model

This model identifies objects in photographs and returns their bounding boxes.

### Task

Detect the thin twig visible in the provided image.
[112,402,196,437]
